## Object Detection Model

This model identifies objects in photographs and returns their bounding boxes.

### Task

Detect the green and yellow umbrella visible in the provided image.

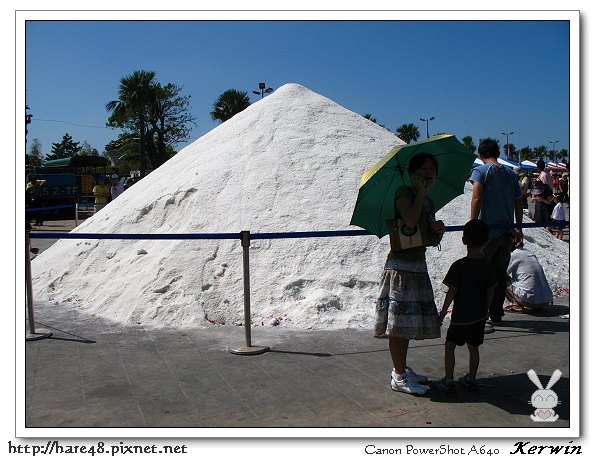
[350,134,476,238]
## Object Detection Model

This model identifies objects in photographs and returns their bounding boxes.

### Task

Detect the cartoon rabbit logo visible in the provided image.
[527,369,562,422]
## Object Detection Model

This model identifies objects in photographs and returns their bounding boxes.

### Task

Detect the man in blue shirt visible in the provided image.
[469,139,523,333]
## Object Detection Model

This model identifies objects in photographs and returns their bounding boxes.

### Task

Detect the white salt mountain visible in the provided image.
[31,83,570,330]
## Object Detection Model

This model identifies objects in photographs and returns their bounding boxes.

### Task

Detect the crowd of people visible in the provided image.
[514,160,569,240]
[374,140,566,396]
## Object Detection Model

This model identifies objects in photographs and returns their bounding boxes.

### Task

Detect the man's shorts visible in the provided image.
[446,320,487,347]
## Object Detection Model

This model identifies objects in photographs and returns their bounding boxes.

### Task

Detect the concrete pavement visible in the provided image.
[24,296,571,430]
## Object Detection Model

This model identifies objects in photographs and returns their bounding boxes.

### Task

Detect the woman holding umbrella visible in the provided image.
[351,135,475,395]
[375,153,445,395]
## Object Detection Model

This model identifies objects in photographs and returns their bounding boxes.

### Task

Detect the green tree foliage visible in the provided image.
[517,146,533,162]
[106,70,196,176]
[210,89,251,123]
[532,145,548,161]
[462,135,476,153]
[557,148,569,162]
[396,123,420,144]
[503,142,516,159]
[26,138,44,167]
[106,70,156,177]
[363,113,377,123]
[80,141,99,156]
[363,113,390,131]
[145,83,195,168]
[547,147,566,162]
[45,133,82,160]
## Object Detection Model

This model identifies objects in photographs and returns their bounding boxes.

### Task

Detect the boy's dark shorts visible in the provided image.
[446,320,487,347]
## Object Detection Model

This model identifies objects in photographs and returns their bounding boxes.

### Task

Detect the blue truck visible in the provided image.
[26,156,112,220]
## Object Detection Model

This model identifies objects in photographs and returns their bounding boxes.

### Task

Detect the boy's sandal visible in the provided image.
[504,304,524,313]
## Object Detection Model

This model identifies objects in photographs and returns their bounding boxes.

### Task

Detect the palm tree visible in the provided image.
[462,135,476,153]
[106,70,157,177]
[210,89,251,123]
[395,123,420,144]
[532,145,548,162]
[557,149,569,162]
[518,146,533,162]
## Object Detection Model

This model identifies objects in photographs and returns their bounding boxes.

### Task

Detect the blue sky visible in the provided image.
[24,17,572,161]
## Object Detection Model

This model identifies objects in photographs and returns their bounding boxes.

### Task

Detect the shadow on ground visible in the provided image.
[426,373,570,422]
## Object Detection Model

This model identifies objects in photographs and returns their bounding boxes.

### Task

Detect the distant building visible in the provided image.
[104,147,120,167]
[105,137,139,168]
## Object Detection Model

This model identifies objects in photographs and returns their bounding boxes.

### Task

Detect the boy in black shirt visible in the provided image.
[431,219,497,392]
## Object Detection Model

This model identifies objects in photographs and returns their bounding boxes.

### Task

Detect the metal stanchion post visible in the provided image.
[25,231,52,341]
[228,231,269,355]
[75,203,79,227]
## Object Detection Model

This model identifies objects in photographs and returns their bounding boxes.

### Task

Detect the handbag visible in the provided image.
[386,187,440,251]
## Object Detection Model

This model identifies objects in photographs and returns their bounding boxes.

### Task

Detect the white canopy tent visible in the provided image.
[472,157,536,171]
[522,160,537,168]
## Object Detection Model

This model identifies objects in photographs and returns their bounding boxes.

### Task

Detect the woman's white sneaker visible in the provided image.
[392,367,428,384]
[390,373,427,395]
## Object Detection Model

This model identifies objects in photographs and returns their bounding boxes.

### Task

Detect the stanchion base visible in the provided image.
[228,344,270,355]
[26,329,53,341]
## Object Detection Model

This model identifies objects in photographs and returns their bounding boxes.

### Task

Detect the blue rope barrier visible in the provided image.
[445,221,568,233]
[29,221,568,241]
[30,232,239,240]
[26,202,105,212]
[26,204,75,212]
[251,229,371,239]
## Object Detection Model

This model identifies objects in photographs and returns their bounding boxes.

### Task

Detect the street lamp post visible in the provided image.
[252,82,273,99]
[549,140,559,163]
[420,116,435,139]
[501,131,514,161]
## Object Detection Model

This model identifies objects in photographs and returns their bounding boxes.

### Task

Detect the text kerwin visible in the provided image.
[512,441,581,454]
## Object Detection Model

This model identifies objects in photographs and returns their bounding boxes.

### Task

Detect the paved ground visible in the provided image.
[24,206,572,431]
[25,293,571,430]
